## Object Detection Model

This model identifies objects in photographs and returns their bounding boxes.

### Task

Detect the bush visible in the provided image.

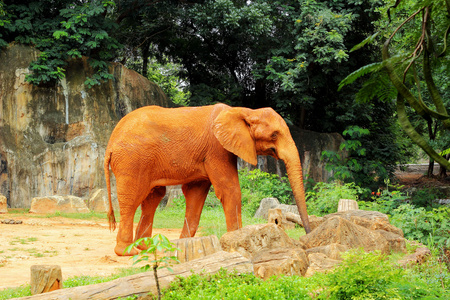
[163,269,311,299]
[358,188,408,215]
[239,168,293,204]
[390,204,450,250]
[316,249,446,299]
[306,181,363,216]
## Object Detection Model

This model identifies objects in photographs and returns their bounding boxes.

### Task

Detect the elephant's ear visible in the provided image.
[213,108,258,166]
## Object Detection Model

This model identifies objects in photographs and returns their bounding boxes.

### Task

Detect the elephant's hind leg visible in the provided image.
[135,186,166,250]
[115,196,141,256]
[180,181,211,238]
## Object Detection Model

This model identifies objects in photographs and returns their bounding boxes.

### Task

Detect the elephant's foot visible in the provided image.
[115,243,138,256]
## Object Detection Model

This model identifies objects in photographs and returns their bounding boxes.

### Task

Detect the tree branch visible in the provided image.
[397,94,450,170]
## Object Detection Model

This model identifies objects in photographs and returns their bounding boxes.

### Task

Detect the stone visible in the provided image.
[220,223,294,259]
[1,219,23,224]
[88,189,118,213]
[253,247,309,280]
[300,216,390,254]
[253,198,280,220]
[337,199,359,212]
[0,44,173,208]
[168,235,222,263]
[0,194,7,213]
[398,247,431,267]
[376,230,407,253]
[304,253,341,277]
[30,196,90,214]
[306,243,349,260]
[159,185,183,209]
[324,210,403,236]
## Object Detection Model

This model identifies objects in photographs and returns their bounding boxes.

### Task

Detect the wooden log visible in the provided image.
[337,199,358,212]
[17,251,253,300]
[30,265,62,295]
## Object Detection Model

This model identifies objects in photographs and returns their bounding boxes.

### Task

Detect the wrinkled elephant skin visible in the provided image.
[104,104,311,256]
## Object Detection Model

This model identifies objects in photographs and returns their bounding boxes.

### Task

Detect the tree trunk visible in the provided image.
[17,251,252,300]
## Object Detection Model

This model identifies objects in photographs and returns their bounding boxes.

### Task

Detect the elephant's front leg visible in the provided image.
[135,186,166,250]
[180,181,211,238]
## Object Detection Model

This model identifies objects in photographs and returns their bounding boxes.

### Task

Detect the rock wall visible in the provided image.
[0,44,172,208]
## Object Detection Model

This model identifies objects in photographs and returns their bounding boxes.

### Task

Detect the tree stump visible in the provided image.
[168,235,222,263]
[30,265,62,295]
[337,199,358,212]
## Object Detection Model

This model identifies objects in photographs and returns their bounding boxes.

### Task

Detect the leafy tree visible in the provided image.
[0,0,121,87]
[340,0,450,171]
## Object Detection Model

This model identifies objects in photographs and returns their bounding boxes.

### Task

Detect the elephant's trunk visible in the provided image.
[279,142,311,234]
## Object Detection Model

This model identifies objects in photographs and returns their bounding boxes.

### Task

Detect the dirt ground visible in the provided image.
[0,216,181,290]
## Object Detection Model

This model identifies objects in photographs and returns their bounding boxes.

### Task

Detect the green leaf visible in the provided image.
[52,31,69,39]
[338,62,384,91]
[350,32,379,52]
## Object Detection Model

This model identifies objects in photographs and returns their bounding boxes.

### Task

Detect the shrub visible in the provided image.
[358,188,408,215]
[390,204,450,250]
[306,181,363,216]
[163,269,311,299]
[316,249,445,299]
[239,168,293,204]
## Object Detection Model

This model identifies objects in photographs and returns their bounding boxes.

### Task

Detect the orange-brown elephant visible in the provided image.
[104,103,311,256]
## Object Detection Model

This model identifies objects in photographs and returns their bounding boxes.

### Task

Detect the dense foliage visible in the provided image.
[340,0,450,171]
[0,0,121,87]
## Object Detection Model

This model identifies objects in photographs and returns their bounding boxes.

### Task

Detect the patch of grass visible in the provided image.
[9,237,38,246]
[0,285,31,300]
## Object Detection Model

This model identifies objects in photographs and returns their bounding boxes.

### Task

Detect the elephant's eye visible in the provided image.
[271,132,278,140]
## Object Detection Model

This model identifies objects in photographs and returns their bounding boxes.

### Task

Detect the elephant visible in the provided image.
[104,103,311,256]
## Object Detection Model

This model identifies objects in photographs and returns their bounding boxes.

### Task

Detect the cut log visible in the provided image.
[30,265,62,295]
[168,235,222,263]
[337,199,358,212]
[17,251,253,300]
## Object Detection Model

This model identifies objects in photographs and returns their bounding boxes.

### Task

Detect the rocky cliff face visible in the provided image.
[0,44,172,208]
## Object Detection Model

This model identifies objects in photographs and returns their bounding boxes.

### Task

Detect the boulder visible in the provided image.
[253,247,309,280]
[29,196,90,214]
[253,198,280,220]
[304,253,341,277]
[0,194,7,213]
[337,199,359,212]
[324,210,403,236]
[159,185,183,209]
[306,243,349,260]
[168,235,222,263]
[376,230,407,253]
[398,247,431,267]
[220,223,295,259]
[300,216,391,254]
[87,189,118,213]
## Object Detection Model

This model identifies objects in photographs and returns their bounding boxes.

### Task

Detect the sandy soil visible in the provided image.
[0,215,181,290]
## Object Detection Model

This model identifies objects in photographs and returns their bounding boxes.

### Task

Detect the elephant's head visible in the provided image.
[213,107,312,234]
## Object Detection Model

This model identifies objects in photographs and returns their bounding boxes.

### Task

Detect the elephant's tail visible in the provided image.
[104,150,117,231]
